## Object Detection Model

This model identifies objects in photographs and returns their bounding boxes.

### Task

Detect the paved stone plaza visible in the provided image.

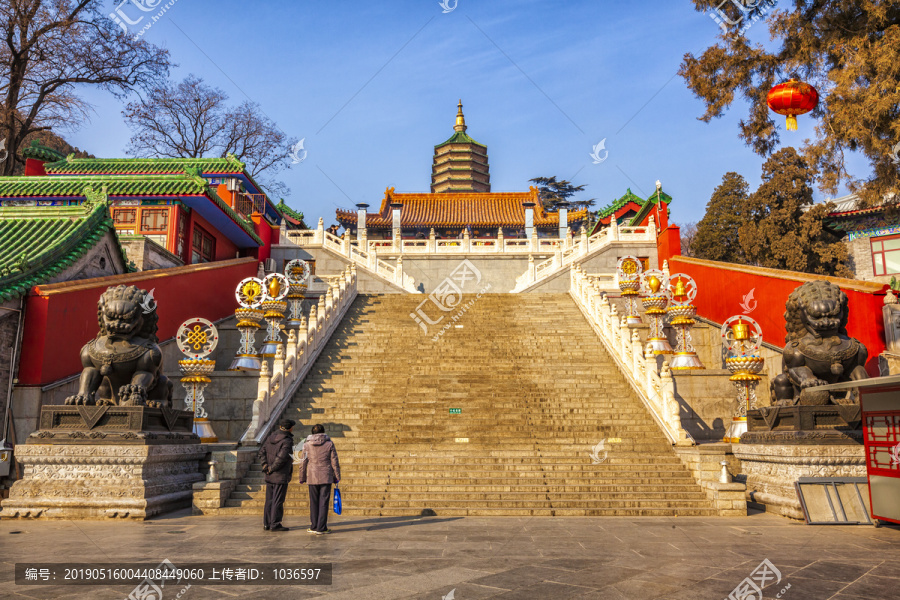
[1,511,899,599]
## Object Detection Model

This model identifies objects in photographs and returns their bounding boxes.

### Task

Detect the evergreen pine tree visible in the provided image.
[739,148,850,277]
[692,172,750,263]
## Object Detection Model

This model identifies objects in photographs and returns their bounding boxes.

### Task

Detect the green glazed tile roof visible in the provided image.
[629,188,672,226]
[598,188,645,218]
[43,153,273,207]
[435,131,487,148]
[21,141,65,163]
[0,173,263,246]
[44,154,248,176]
[0,173,212,198]
[0,200,128,303]
[275,199,305,225]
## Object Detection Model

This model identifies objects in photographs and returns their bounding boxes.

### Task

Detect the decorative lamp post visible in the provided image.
[284,259,311,328]
[259,273,289,358]
[666,273,703,369]
[177,317,219,442]
[641,269,673,354]
[616,255,643,325]
[721,315,765,443]
[229,277,264,371]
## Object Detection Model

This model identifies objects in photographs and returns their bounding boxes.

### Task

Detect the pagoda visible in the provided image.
[431,100,491,193]
[335,101,586,239]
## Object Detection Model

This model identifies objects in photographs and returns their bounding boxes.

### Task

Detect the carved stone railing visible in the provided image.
[569,264,693,446]
[285,221,610,257]
[513,218,657,292]
[284,219,417,292]
[283,217,656,294]
[242,265,358,444]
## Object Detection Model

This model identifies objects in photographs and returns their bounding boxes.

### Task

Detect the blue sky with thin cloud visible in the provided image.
[76,0,868,227]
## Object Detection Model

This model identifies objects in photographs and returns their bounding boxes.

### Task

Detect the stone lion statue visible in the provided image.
[771,280,868,406]
[65,285,174,407]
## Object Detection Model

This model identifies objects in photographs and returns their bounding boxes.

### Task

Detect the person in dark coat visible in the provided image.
[257,419,295,532]
[299,423,341,535]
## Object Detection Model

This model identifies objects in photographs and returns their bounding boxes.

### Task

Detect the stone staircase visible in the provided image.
[219,294,716,517]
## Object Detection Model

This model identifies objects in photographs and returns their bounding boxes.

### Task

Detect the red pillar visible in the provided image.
[251,214,273,261]
[656,225,681,268]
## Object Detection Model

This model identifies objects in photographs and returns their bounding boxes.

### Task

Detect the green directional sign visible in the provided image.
[449,408,461,414]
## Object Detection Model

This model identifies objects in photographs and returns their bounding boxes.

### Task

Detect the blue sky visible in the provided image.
[75,0,867,226]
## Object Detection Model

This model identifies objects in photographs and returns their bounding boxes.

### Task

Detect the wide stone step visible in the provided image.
[217,294,714,517]
[212,506,717,517]
[231,488,707,499]
[225,498,714,510]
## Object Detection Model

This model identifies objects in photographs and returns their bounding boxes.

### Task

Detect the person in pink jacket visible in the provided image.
[299,423,341,534]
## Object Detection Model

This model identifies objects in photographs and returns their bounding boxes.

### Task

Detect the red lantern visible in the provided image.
[767,79,818,131]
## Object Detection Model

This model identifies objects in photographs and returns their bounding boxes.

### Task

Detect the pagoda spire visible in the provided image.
[454,99,467,132]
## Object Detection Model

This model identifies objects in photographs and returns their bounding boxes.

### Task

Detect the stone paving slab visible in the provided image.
[1,510,899,599]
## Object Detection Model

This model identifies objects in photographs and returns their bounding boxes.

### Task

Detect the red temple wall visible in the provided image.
[17,257,257,385]
[668,256,887,376]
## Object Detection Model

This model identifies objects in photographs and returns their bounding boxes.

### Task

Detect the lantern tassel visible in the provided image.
[786,115,798,131]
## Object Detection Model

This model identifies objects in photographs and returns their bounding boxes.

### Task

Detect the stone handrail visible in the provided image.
[513,217,657,292]
[286,222,594,257]
[285,220,418,292]
[242,265,359,444]
[569,265,693,446]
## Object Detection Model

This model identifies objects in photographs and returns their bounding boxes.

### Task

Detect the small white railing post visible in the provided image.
[317,295,327,332]
[285,329,297,376]
[307,304,317,350]
[644,344,658,401]
[324,284,334,318]
[429,228,436,253]
[528,255,536,284]
[631,329,642,379]
[296,315,308,371]
[271,344,285,401]
[315,218,324,244]
[647,215,657,240]
[497,228,504,253]
[609,218,618,242]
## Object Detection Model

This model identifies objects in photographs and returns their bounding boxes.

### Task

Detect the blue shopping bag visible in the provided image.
[333,484,342,515]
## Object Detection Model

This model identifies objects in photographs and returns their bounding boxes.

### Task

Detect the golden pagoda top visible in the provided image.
[454,99,467,132]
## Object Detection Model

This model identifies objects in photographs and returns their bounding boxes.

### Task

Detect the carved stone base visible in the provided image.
[0,443,206,520]
[733,443,866,520]
[30,405,197,445]
[744,405,862,444]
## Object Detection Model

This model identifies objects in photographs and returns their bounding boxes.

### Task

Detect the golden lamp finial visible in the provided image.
[454,99,467,132]
[673,277,686,299]
[648,276,661,294]
[267,277,281,299]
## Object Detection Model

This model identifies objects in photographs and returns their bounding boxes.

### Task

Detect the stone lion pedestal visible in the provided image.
[0,405,206,520]
[734,406,865,520]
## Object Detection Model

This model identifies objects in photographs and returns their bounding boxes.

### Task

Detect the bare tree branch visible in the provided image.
[0,0,170,174]
[124,75,295,196]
